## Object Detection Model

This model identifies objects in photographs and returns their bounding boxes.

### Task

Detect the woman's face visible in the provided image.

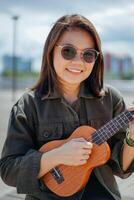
[53,28,96,86]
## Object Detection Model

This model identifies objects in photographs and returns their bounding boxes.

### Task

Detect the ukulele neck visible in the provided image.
[91,110,133,145]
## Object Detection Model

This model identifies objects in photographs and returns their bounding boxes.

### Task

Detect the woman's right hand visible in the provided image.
[56,137,93,166]
[38,137,93,178]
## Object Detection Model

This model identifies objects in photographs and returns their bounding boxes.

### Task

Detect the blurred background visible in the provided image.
[0,0,134,199]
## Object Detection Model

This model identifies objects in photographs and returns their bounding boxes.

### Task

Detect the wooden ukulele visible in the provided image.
[39,110,134,197]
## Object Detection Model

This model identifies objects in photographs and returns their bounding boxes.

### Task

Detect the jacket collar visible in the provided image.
[40,82,105,100]
[78,83,94,99]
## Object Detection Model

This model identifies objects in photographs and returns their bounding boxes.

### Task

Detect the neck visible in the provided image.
[60,81,81,104]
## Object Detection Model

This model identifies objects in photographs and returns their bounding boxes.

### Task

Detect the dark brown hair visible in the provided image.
[31,14,104,97]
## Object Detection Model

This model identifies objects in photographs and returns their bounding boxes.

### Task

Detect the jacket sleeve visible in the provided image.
[107,86,134,178]
[0,93,43,195]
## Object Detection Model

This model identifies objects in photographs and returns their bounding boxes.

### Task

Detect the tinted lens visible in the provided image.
[83,49,98,63]
[61,46,76,60]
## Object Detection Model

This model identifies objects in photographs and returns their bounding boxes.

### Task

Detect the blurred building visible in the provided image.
[2,54,32,73]
[104,53,134,79]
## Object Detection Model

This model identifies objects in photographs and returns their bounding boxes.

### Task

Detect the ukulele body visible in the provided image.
[39,125,111,197]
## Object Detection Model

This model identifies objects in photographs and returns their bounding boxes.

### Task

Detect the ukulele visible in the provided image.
[39,109,134,197]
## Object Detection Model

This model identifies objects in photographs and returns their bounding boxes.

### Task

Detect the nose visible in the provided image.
[71,51,83,63]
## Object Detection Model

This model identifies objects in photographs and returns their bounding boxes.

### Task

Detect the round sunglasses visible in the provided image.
[56,44,100,63]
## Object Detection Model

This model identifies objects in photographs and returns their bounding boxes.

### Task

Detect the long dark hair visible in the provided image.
[31,14,104,97]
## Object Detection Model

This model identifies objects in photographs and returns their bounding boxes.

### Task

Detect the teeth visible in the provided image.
[67,68,82,72]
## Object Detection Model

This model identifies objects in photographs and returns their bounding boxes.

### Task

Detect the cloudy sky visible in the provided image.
[0,0,134,71]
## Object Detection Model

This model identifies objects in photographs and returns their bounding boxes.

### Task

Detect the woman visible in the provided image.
[0,14,134,200]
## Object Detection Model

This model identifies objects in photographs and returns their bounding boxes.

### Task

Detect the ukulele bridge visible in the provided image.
[50,167,64,184]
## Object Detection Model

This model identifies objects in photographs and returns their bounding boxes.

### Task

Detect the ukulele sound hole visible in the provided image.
[50,167,64,184]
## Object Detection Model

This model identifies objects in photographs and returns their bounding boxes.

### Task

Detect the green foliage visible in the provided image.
[2,70,39,79]
[104,71,134,80]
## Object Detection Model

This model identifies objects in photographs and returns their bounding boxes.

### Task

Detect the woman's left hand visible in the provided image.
[128,101,134,139]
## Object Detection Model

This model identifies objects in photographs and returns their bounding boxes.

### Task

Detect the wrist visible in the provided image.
[124,128,134,147]
[53,147,63,165]
[49,148,63,166]
[42,148,61,166]
[129,124,134,139]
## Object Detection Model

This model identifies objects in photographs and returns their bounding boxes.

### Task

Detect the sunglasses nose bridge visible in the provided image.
[72,49,84,62]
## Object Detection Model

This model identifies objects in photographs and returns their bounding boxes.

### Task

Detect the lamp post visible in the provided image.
[12,15,19,101]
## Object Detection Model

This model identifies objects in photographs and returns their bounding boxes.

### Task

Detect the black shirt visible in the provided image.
[81,171,114,200]
[71,100,114,200]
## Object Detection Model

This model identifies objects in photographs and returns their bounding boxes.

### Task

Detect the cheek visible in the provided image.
[53,52,69,73]
[53,51,59,70]
[86,63,95,74]
[53,58,63,74]
[53,54,63,76]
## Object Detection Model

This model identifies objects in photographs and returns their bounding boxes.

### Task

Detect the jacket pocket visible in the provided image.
[37,121,63,144]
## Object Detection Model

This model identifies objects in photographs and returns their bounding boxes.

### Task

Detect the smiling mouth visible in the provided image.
[66,68,83,73]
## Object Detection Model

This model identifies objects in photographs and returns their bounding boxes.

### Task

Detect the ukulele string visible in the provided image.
[46,111,131,183]
[45,147,107,184]
[46,133,109,184]
[87,110,132,144]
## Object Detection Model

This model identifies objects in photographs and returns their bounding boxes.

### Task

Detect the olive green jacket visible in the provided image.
[0,84,134,200]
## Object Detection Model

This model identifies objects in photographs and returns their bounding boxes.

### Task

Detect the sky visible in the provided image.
[0,0,134,71]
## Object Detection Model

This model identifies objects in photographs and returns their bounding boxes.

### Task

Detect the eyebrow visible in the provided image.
[60,42,73,46]
[59,43,95,50]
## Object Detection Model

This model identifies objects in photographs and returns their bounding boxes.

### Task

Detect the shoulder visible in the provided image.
[12,90,42,115]
[16,89,41,105]
[103,84,126,114]
[104,84,123,101]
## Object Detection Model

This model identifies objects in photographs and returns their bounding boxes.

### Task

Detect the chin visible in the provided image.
[65,79,83,85]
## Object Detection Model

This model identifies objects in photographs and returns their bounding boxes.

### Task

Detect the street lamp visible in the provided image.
[12,15,19,101]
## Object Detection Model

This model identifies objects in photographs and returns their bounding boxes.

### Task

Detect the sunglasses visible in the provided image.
[56,44,100,63]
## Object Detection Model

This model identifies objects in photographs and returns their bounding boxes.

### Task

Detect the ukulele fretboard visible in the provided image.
[91,110,133,145]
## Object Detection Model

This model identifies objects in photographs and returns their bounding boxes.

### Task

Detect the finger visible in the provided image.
[73,137,87,142]
[128,102,134,111]
[79,160,87,165]
[82,154,90,160]
[83,149,92,155]
[128,107,134,111]
[72,138,93,146]
[130,119,134,124]
[129,123,134,128]
[82,141,93,149]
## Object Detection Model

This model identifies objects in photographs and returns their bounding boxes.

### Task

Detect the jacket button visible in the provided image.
[43,132,49,137]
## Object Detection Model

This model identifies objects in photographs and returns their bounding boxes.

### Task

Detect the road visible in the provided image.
[0,86,134,200]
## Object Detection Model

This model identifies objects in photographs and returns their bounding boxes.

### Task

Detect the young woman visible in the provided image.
[0,14,134,200]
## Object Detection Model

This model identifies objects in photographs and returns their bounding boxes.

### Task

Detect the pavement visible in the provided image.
[0,86,134,200]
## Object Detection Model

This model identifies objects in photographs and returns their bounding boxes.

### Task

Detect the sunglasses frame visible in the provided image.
[56,44,100,63]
